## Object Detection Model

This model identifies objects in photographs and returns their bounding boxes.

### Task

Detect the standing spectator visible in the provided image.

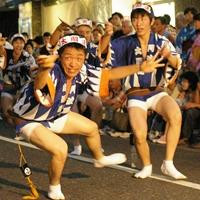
[187,13,200,73]
[111,12,124,40]
[176,7,198,63]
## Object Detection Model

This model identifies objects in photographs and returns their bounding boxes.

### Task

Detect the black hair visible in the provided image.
[155,16,167,25]
[24,40,34,49]
[179,71,199,91]
[43,32,51,37]
[22,32,29,37]
[112,12,124,20]
[194,13,200,21]
[33,36,44,45]
[184,7,198,16]
[131,8,153,22]
[163,14,171,25]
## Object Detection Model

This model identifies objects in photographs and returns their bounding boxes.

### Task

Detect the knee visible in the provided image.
[53,143,68,162]
[87,121,99,137]
[133,128,147,145]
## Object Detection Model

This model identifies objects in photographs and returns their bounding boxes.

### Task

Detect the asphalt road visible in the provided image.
[0,120,200,200]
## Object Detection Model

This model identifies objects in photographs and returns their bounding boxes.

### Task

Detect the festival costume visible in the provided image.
[111,32,181,110]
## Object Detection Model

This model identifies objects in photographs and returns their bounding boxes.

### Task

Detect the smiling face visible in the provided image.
[60,46,86,79]
[12,38,25,55]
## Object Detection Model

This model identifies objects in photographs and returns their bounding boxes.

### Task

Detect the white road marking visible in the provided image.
[0,135,200,190]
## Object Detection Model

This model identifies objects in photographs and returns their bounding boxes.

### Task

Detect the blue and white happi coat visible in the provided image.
[13,62,102,123]
[110,32,181,99]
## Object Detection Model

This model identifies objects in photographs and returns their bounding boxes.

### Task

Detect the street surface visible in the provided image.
[0,120,200,200]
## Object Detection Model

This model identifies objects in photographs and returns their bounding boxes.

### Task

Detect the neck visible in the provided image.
[138,30,151,45]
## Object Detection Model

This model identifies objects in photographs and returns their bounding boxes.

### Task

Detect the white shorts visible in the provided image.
[128,92,168,111]
[19,114,68,142]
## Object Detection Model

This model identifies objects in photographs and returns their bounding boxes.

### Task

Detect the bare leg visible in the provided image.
[128,107,152,178]
[60,112,126,166]
[28,126,68,185]
[155,95,186,179]
[1,94,15,125]
[23,125,67,199]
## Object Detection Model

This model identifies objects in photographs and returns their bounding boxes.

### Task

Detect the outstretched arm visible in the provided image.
[109,51,164,80]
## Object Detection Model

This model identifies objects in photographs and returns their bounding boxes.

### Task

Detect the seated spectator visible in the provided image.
[24,40,34,55]
[101,79,128,137]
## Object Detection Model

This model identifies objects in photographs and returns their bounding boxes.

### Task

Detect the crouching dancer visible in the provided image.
[10,34,164,199]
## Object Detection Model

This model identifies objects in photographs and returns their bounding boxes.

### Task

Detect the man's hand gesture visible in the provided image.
[141,51,165,73]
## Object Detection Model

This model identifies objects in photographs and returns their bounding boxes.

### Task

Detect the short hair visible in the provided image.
[43,32,51,37]
[33,36,44,45]
[112,12,124,20]
[184,7,198,16]
[131,8,154,22]
[163,14,171,25]
[155,16,167,25]
[193,13,200,21]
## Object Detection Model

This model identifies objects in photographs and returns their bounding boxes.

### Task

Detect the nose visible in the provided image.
[69,58,77,68]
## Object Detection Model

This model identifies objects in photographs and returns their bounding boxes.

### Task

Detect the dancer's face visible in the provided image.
[132,14,153,37]
[60,47,86,79]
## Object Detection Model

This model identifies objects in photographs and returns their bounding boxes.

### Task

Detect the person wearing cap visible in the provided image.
[10,34,164,199]
[0,33,37,125]
[100,2,186,180]
[51,18,104,156]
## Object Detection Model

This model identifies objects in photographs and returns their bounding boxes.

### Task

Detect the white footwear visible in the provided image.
[14,135,24,141]
[70,145,82,156]
[48,184,65,200]
[94,153,127,168]
[134,164,152,179]
[161,160,187,179]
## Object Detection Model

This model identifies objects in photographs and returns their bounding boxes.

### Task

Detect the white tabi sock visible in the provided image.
[134,164,152,179]
[161,160,187,179]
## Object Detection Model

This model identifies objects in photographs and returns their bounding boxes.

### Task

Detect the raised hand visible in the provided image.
[141,51,165,73]
[36,55,58,69]
[159,42,171,59]
[104,22,114,36]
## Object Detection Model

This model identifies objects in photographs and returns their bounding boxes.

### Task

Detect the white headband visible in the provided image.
[75,18,93,29]
[58,35,87,49]
[11,33,26,43]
